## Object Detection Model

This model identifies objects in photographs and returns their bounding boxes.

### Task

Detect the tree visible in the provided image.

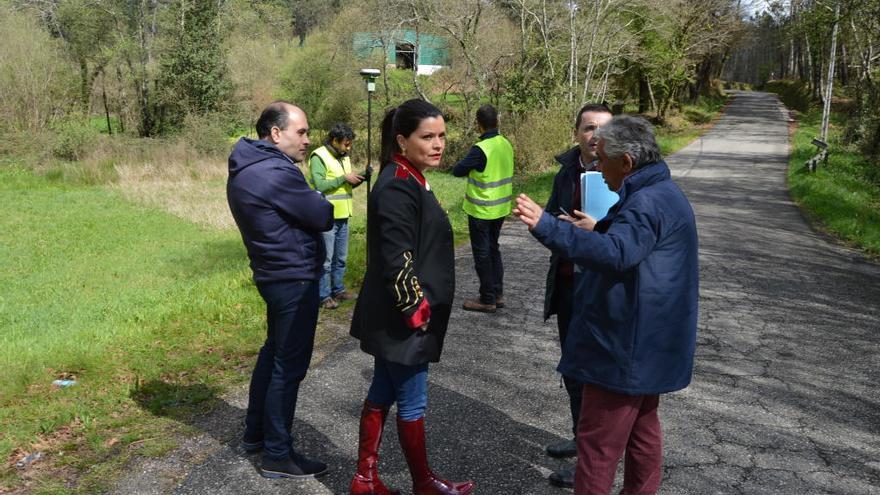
[15,0,116,110]
[0,5,77,131]
[157,0,233,131]
[290,0,335,46]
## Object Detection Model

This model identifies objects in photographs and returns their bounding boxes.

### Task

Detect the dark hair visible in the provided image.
[380,99,444,168]
[327,122,355,143]
[476,104,498,130]
[256,100,294,139]
[574,103,612,129]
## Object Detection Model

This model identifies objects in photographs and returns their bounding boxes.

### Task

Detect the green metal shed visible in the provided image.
[353,30,449,75]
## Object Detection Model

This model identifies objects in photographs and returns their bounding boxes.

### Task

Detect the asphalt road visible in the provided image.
[112,91,880,494]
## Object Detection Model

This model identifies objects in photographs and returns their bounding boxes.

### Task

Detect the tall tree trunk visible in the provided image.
[820,2,840,142]
[79,58,90,109]
[540,0,555,79]
[101,72,112,135]
[580,0,603,103]
[379,37,391,106]
[806,36,816,94]
[567,0,576,102]
[411,18,429,101]
[115,63,126,134]
[638,70,650,113]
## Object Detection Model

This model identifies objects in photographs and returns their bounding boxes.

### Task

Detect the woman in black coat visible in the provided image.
[348,99,474,495]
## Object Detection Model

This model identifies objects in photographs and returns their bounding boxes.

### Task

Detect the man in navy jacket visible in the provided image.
[227,101,334,479]
[514,115,698,495]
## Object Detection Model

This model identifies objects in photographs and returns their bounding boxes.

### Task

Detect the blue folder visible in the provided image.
[580,171,619,221]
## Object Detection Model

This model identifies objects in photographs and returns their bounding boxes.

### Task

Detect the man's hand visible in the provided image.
[345,172,365,185]
[559,209,597,231]
[512,193,544,230]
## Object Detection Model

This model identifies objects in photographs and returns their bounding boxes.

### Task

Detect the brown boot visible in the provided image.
[397,417,475,495]
[461,298,496,313]
[334,290,358,301]
[350,401,400,495]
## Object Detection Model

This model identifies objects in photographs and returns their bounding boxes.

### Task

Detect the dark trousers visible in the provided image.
[468,215,505,304]
[245,279,320,460]
[556,281,582,437]
[575,384,662,494]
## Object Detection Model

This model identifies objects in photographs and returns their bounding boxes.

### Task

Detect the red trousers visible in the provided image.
[575,383,662,495]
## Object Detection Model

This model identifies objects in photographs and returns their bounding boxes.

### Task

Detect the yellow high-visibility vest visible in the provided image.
[463,134,514,220]
[309,145,353,219]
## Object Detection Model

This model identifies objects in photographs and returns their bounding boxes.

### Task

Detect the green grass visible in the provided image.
[788,109,880,255]
[0,165,266,491]
[89,116,122,135]
[655,95,730,156]
[656,130,703,156]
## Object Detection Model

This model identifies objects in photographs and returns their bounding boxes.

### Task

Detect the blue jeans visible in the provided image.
[245,280,320,460]
[468,215,505,304]
[366,357,428,421]
[319,219,349,301]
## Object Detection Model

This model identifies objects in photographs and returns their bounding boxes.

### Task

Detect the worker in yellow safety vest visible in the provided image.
[452,104,514,313]
[308,123,365,310]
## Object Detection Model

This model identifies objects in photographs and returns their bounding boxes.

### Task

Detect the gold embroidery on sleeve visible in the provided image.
[395,251,422,311]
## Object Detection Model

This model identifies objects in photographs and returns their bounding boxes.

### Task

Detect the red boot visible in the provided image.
[396,416,475,495]
[350,400,400,495]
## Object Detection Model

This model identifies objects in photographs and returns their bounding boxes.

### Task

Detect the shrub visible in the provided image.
[508,106,573,175]
[226,34,292,119]
[764,79,812,113]
[315,78,364,132]
[277,41,359,130]
[850,74,880,159]
[722,80,753,91]
[180,113,234,157]
[52,116,100,161]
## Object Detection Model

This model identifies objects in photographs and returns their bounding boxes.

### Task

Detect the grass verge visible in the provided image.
[0,165,265,493]
[787,109,880,256]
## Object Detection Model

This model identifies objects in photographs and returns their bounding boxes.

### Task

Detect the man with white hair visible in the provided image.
[513,115,699,494]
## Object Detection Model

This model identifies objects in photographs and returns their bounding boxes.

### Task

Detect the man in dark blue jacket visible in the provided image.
[227,101,334,479]
[514,115,698,495]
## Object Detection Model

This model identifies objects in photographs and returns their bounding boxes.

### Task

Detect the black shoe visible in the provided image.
[546,438,577,458]
[260,452,328,479]
[241,431,263,453]
[548,466,575,488]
